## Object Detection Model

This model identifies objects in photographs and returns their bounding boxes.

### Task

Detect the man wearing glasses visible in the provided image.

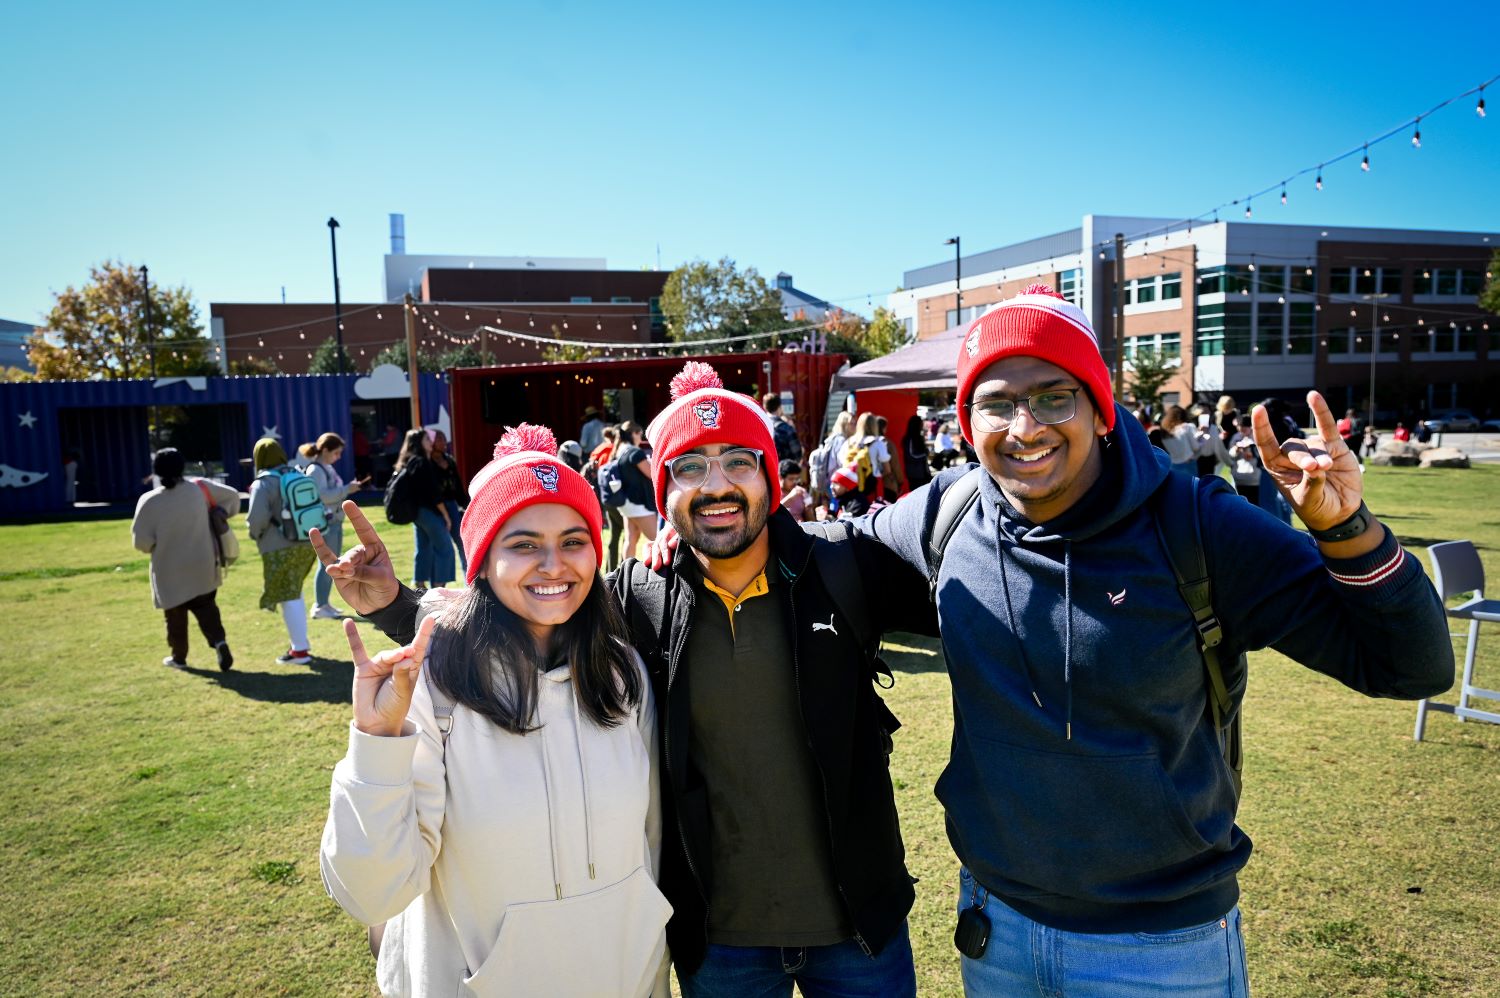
[856,284,1452,996]
[324,360,934,997]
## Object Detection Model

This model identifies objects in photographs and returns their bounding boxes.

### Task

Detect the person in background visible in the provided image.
[1255,398,1300,524]
[900,415,932,492]
[763,392,803,466]
[1337,408,1363,466]
[430,430,467,578]
[247,437,318,665]
[876,416,903,501]
[1363,425,1381,455]
[351,425,373,484]
[1227,415,1261,504]
[320,423,669,997]
[62,448,79,504]
[1160,405,1198,475]
[812,410,854,514]
[779,458,811,522]
[828,465,870,519]
[1216,395,1239,441]
[579,405,606,454]
[394,429,455,590]
[1393,422,1410,442]
[305,433,370,620]
[558,439,585,473]
[843,412,895,499]
[614,420,657,561]
[1195,414,1228,479]
[934,422,959,469]
[131,447,238,671]
[589,426,625,572]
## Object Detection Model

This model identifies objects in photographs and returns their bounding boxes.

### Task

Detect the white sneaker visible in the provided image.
[163,655,187,670]
[276,649,313,665]
[312,604,345,620]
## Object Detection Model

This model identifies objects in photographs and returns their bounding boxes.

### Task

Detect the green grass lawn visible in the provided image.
[1,466,1497,996]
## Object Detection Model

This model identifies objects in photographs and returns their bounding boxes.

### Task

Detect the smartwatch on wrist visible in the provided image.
[1308,501,1373,543]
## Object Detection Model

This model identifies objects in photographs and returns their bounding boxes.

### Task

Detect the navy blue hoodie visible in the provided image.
[862,404,1452,933]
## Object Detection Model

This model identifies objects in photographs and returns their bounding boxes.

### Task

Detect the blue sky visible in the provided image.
[3,0,1498,327]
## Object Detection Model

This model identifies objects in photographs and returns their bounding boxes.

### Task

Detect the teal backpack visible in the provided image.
[263,467,328,542]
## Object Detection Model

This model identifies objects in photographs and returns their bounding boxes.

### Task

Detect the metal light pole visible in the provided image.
[1360,292,1390,429]
[328,217,346,375]
[141,264,156,381]
[944,237,961,326]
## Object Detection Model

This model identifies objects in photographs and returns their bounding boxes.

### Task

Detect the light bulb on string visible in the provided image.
[1361,145,1370,171]
[1280,186,1287,205]
[1411,119,1421,148]
[528,315,535,327]
[1315,167,1323,191]
[1244,200,1252,219]
[1479,88,1487,117]
[376,311,383,320]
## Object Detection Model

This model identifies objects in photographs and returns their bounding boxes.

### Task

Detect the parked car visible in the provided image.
[1421,410,1480,433]
[1480,418,1500,433]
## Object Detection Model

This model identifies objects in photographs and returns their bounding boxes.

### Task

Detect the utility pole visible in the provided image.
[1112,233,1126,399]
[404,293,422,429]
[944,237,962,326]
[328,217,346,375]
[141,264,157,381]
[1360,292,1391,429]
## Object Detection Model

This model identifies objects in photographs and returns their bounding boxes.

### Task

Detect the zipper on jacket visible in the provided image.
[660,583,712,943]
[787,562,872,957]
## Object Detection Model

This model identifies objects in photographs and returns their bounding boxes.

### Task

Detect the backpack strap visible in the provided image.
[414,595,456,743]
[622,560,670,667]
[923,467,984,602]
[1148,472,1243,795]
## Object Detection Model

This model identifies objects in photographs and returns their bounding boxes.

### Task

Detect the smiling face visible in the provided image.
[664,443,771,559]
[969,355,1108,523]
[479,503,596,651]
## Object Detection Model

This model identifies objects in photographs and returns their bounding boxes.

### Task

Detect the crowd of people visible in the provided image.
[129,283,1456,996]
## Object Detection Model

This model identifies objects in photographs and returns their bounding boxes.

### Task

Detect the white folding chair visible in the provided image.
[1414,541,1500,741]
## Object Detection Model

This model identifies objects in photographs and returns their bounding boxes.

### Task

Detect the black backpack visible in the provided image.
[383,463,419,525]
[923,467,1244,795]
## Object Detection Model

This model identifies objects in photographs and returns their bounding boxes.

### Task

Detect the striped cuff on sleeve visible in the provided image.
[1323,528,1416,598]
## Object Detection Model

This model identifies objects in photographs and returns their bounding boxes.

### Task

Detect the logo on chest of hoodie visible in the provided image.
[1107,588,1127,606]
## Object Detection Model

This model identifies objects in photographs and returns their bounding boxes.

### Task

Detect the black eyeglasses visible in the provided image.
[969,388,1083,432]
[666,448,765,490]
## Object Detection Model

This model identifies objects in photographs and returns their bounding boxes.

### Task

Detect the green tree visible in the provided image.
[1479,249,1500,315]
[372,339,443,373]
[26,261,215,380]
[660,257,787,343]
[306,336,355,375]
[228,356,281,376]
[435,343,498,369]
[819,306,909,364]
[1127,347,1177,410]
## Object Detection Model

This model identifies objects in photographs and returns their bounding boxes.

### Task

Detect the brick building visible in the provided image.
[890,215,1497,420]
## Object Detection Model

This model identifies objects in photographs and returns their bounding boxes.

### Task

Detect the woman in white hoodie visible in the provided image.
[320,424,670,998]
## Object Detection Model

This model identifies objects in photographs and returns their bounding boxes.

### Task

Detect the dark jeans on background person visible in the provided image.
[442,499,466,574]
[677,922,916,998]
[604,503,624,572]
[313,519,343,607]
[412,506,455,585]
[164,590,226,663]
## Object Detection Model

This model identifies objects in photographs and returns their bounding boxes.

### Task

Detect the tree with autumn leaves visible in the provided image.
[24,261,215,380]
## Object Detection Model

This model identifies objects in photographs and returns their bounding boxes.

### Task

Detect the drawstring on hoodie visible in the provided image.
[537,673,601,901]
[569,689,598,881]
[996,516,1076,741]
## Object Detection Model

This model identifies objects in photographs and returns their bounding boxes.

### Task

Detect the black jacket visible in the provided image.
[608,509,935,971]
[366,508,936,973]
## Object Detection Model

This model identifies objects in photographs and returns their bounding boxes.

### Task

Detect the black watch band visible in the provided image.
[1308,501,1373,543]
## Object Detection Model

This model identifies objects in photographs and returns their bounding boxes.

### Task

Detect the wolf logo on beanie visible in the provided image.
[531,464,560,492]
[692,398,721,429]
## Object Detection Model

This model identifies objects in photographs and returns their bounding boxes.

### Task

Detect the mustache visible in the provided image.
[689,495,748,515]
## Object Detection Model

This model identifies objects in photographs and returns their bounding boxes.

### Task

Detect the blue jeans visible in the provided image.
[412,506,455,586]
[678,921,916,998]
[1257,469,1292,524]
[313,519,343,606]
[443,499,466,574]
[956,867,1248,997]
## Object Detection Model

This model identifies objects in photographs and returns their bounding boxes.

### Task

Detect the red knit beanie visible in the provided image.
[459,423,605,584]
[645,361,782,515]
[830,466,859,491]
[954,284,1116,444]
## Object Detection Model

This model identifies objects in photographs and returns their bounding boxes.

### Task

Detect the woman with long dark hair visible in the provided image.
[393,428,455,589]
[321,425,668,997]
[900,414,932,492]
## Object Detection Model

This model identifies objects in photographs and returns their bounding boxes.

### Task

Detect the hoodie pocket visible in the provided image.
[947,734,1211,902]
[460,865,671,998]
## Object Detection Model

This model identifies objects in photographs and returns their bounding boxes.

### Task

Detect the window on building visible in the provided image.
[1354,268,1377,295]
[1256,302,1283,355]
[1290,267,1316,294]
[1196,267,1225,296]
[1224,303,1252,355]
[1134,279,1156,304]
[610,295,632,304]
[571,296,593,304]
[1161,273,1182,300]
[1458,325,1476,351]
[1057,268,1083,306]
[1195,303,1224,356]
[1126,332,1182,362]
[1459,271,1484,296]
[946,309,959,328]
[1226,266,1254,296]
[1258,266,1285,295]
[1435,269,1458,296]
[1326,327,1351,354]
[1329,269,1353,295]
[1379,268,1402,295]
[1288,303,1315,354]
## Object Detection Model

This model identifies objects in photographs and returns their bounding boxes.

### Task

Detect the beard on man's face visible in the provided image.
[668,487,770,560]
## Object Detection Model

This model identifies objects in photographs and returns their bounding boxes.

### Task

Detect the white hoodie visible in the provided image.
[320,643,669,997]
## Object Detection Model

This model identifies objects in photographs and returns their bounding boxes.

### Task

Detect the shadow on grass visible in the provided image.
[186,656,350,704]
[882,632,947,675]
[1395,535,1489,550]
